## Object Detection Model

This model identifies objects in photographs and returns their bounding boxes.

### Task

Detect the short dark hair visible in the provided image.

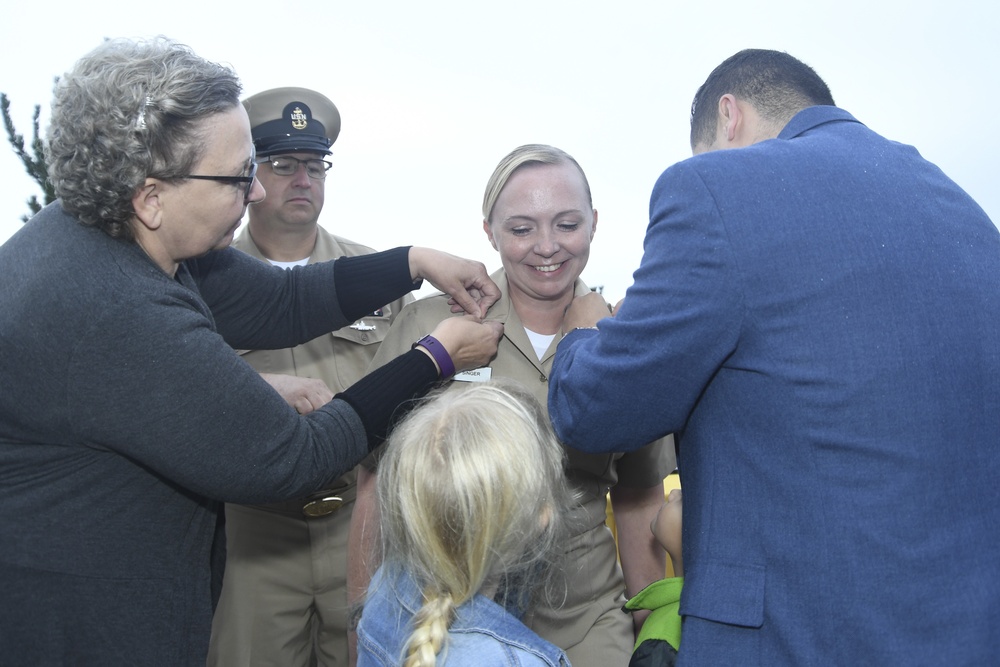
[690,49,835,150]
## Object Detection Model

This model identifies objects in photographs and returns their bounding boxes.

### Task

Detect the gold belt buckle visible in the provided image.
[302,495,344,518]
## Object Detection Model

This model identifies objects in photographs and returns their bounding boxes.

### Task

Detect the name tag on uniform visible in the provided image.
[453,367,492,383]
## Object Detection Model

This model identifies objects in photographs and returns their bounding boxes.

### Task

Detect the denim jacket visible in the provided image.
[358,566,570,666]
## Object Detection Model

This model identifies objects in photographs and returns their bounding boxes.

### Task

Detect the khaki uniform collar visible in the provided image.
[482,267,591,368]
[233,225,352,265]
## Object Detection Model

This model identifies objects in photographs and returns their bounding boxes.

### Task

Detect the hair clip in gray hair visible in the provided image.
[137,95,153,130]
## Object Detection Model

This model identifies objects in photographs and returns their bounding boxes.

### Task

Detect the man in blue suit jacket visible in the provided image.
[548,49,1000,665]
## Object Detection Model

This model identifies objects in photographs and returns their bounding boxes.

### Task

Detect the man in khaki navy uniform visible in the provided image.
[352,268,675,667]
[207,87,411,667]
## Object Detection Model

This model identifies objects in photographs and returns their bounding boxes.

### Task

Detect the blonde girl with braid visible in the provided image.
[356,382,573,666]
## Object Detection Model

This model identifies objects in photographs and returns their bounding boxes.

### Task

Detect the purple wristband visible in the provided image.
[413,334,456,378]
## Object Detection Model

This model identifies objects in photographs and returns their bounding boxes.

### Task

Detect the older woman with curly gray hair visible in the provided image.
[0,37,501,666]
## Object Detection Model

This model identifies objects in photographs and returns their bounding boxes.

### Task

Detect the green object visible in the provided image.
[624,576,684,652]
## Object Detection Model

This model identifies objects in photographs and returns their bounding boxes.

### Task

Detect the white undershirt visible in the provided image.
[267,257,310,269]
[524,327,557,361]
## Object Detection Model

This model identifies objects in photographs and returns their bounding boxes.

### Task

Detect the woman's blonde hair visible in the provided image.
[376,381,572,667]
[481,144,592,224]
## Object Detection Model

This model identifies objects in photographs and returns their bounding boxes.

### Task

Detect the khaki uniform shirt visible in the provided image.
[210,226,412,665]
[233,225,413,499]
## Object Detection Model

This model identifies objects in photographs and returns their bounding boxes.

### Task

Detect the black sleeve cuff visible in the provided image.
[336,349,440,448]
[333,247,422,322]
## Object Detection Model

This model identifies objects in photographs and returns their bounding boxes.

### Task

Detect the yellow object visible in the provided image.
[606,474,682,577]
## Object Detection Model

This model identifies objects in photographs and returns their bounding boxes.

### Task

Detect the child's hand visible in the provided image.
[652,488,683,576]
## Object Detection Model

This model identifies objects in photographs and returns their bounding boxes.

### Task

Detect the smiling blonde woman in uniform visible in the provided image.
[350,144,675,667]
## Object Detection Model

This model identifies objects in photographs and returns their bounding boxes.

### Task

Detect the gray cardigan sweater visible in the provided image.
[0,202,436,665]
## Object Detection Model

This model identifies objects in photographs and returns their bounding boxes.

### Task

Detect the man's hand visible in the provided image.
[561,291,613,334]
[260,373,334,415]
[408,247,500,318]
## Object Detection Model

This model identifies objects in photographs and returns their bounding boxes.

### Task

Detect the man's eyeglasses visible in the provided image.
[261,155,333,180]
[181,160,258,199]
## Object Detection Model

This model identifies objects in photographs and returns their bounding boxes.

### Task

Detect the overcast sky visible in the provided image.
[2,0,997,301]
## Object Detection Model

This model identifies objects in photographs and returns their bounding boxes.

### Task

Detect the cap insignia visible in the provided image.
[290,105,308,130]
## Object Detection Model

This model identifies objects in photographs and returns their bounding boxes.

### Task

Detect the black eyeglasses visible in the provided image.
[181,160,258,199]
[262,155,332,180]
